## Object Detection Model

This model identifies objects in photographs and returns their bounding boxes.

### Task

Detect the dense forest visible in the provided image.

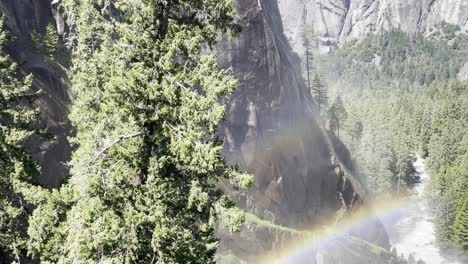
[312,23,468,258]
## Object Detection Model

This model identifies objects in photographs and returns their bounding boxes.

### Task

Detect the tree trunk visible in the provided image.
[337,119,340,140]
[306,43,311,91]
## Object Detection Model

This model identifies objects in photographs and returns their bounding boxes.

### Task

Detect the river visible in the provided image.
[386,156,460,264]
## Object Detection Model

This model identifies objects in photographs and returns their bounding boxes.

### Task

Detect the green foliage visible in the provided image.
[434,152,468,250]
[0,17,41,263]
[303,28,330,117]
[328,95,347,139]
[244,213,302,234]
[435,188,459,248]
[344,94,417,193]
[453,197,468,250]
[27,1,252,263]
[417,82,468,250]
[350,121,363,142]
[303,26,316,90]
[310,74,329,115]
[30,29,43,53]
[354,122,395,193]
[30,23,60,59]
[45,24,59,58]
[429,21,467,45]
[319,28,468,91]
[318,26,468,253]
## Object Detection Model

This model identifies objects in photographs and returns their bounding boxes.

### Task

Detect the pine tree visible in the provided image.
[435,189,458,248]
[30,23,60,59]
[0,18,40,263]
[30,28,44,54]
[27,1,252,263]
[310,73,328,115]
[352,120,363,142]
[356,127,394,193]
[303,26,315,92]
[45,23,59,58]
[328,95,347,139]
[453,197,468,250]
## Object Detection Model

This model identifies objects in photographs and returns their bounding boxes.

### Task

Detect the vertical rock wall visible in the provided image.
[217,0,389,259]
[277,0,468,54]
[218,0,345,229]
[0,0,71,188]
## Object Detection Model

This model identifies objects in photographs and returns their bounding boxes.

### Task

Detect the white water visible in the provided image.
[387,156,460,264]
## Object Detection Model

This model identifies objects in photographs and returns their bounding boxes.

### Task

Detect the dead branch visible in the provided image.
[89,131,143,165]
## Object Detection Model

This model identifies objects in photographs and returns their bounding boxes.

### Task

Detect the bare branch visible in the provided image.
[89,131,143,165]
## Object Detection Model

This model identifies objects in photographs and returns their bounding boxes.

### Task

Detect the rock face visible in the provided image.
[217,0,391,260]
[218,0,342,229]
[278,0,468,54]
[0,0,72,188]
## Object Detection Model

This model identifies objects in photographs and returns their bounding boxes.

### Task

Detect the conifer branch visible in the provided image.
[89,131,143,165]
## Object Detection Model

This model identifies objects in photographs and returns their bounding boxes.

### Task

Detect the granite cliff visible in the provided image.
[217,0,389,260]
[0,0,71,188]
[278,0,468,53]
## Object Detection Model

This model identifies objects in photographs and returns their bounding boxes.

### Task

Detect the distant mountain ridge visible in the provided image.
[278,0,468,54]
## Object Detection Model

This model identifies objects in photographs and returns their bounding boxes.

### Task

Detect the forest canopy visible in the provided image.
[0,1,252,263]
[318,26,468,254]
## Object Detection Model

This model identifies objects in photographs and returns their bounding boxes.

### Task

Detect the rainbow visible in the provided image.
[258,195,411,263]
[224,115,413,262]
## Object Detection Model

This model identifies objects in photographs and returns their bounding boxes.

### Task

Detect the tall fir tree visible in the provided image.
[303,26,315,92]
[351,120,363,142]
[453,197,468,250]
[310,73,328,116]
[30,23,60,59]
[45,23,59,59]
[30,28,43,54]
[0,18,41,263]
[27,1,253,263]
[328,95,347,139]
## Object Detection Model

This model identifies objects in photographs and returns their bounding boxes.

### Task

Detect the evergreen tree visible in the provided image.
[45,23,59,58]
[310,73,328,115]
[317,25,468,251]
[30,28,44,54]
[0,18,40,263]
[453,197,468,250]
[27,1,252,263]
[351,120,363,142]
[328,95,347,139]
[303,26,315,92]
[434,181,458,248]
[30,23,60,59]
[356,126,394,193]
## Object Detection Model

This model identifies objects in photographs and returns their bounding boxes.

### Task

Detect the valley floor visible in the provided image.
[386,157,460,264]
